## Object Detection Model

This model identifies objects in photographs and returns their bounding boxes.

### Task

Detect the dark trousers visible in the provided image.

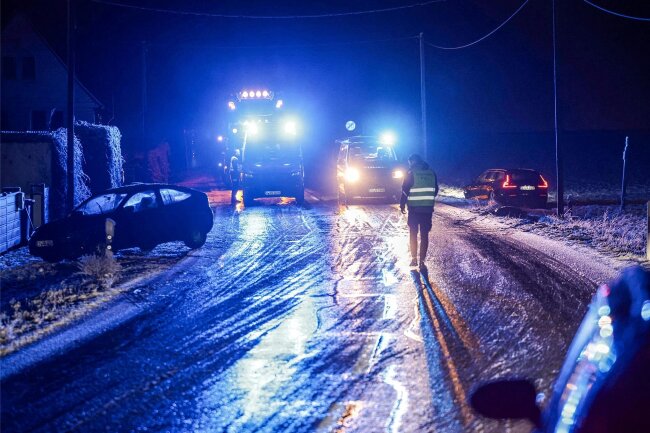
[230,176,240,204]
[407,211,433,261]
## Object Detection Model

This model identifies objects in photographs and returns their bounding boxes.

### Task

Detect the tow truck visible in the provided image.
[225,89,305,206]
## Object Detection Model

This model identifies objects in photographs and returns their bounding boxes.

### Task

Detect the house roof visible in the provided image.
[2,13,104,110]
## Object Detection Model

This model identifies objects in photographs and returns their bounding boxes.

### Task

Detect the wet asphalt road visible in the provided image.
[1,198,613,432]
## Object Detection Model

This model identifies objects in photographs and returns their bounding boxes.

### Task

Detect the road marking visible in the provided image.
[383,294,397,319]
[384,364,409,433]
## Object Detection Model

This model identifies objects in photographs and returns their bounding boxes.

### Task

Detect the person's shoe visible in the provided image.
[409,258,418,268]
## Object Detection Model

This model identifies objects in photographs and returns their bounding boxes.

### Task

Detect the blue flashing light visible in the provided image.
[379,131,397,146]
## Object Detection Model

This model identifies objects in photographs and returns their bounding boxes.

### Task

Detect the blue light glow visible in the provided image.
[642,300,650,321]
[379,131,397,146]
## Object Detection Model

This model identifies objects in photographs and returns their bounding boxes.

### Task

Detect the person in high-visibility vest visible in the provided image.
[400,153,439,269]
[229,149,241,205]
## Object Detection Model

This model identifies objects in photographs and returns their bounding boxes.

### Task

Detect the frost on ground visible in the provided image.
[438,184,648,260]
[0,243,188,356]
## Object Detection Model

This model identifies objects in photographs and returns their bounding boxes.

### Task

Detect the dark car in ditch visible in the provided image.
[336,135,406,204]
[29,184,213,262]
[464,168,549,209]
[471,266,650,433]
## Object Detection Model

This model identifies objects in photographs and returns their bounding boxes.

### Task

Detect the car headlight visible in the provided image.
[284,121,297,136]
[345,167,361,183]
[392,169,404,179]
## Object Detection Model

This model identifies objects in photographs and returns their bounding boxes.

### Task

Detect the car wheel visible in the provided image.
[184,228,207,249]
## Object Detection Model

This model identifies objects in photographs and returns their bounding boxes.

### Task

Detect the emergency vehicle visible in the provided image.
[336,134,405,204]
[225,89,305,205]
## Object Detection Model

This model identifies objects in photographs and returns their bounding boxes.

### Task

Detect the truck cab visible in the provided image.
[241,118,305,206]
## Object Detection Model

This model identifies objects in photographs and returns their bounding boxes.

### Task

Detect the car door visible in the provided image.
[117,189,165,249]
[159,187,193,241]
[476,170,493,197]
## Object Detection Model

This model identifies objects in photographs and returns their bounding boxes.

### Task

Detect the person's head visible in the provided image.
[234,149,240,157]
[408,153,423,168]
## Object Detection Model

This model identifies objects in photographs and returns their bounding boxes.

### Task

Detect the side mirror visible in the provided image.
[469,379,541,428]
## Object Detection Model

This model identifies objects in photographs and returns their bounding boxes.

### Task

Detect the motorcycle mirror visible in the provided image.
[469,379,541,428]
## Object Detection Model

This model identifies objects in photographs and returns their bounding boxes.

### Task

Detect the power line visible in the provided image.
[84,34,419,50]
[582,0,650,22]
[425,0,530,50]
[91,0,446,19]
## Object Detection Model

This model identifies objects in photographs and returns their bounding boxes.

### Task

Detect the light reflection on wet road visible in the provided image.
[1,199,611,432]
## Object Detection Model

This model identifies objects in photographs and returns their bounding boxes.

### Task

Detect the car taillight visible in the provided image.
[538,175,548,189]
[502,174,517,189]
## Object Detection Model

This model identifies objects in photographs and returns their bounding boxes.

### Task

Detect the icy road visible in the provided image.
[1,198,620,432]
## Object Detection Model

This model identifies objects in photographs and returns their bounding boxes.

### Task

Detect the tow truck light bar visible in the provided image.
[238,89,274,100]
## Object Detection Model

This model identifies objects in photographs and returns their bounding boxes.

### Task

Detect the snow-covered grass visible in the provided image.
[0,244,188,356]
[0,253,122,355]
[437,183,648,260]
[519,206,646,258]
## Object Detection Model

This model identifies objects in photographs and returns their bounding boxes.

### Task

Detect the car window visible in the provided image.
[160,188,191,205]
[478,171,491,182]
[338,145,348,163]
[511,170,540,184]
[484,171,499,181]
[77,193,127,215]
[123,190,160,213]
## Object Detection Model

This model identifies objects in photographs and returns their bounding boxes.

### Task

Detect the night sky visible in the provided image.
[3,0,650,184]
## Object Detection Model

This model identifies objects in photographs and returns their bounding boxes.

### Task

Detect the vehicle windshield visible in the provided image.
[233,99,276,117]
[76,193,127,215]
[349,143,396,162]
[244,141,301,164]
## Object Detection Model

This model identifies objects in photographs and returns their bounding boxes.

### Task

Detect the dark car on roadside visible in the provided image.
[29,184,214,262]
[471,266,650,433]
[336,136,406,204]
[464,168,549,209]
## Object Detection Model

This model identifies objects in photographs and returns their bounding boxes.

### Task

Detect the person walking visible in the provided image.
[400,153,439,270]
[229,149,241,205]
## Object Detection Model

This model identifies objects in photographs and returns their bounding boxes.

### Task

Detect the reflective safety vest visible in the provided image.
[407,169,437,208]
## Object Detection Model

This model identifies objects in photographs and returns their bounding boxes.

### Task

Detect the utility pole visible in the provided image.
[66,0,76,212]
[419,32,428,162]
[620,136,629,211]
[141,41,148,146]
[552,0,564,216]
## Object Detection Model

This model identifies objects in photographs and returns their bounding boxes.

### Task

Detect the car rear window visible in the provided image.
[161,188,191,205]
[510,171,541,184]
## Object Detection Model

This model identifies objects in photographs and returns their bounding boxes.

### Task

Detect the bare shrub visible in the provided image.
[77,254,121,289]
